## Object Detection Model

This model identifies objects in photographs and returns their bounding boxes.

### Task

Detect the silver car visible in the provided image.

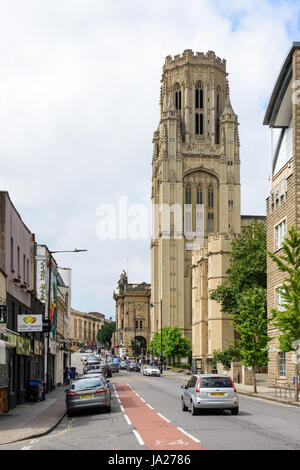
[66,376,111,417]
[181,374,239,415]
[143,365,161,377]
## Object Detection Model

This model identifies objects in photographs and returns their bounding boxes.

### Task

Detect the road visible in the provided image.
[2,353,300,450]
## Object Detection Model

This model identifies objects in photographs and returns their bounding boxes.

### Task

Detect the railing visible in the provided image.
[274,382,295,400]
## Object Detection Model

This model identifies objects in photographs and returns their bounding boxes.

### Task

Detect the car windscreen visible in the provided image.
[200,377,232,388]
[71,379,102,390]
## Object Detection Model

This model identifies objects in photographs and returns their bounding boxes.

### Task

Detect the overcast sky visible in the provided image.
[0,0,299,318]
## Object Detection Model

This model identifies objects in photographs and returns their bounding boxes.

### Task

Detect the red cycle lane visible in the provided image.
[115,384,205,451]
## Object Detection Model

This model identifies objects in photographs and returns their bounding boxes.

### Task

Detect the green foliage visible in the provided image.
[97,321,116,349]
[267,225,300,353]
[210,221,267,317]
[210,222,269,370]
[212,345,241,369]
[148,326,191,360]
[232,287,271,367]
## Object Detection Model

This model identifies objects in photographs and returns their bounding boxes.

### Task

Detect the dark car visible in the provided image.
[127,361,140,372]
[101,364,112,378]
[109,362,119,373]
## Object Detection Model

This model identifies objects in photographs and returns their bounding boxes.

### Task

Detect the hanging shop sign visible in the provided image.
[17,314,43,332]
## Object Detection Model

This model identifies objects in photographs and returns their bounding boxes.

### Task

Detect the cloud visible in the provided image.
[0,0,299,316]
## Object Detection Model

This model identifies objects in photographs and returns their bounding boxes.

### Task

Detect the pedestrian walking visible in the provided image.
[63,367,69,385]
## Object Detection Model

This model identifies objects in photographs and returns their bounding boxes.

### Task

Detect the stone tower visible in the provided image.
[150,50,241,368]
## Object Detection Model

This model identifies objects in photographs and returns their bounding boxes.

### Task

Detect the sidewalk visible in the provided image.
[162,369,300,408]
[0,385,66,446]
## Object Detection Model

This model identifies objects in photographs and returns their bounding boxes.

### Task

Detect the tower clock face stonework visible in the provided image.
[150,50,242,368]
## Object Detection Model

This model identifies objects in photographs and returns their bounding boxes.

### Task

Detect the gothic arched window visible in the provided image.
[208,186,214,208]
[216,88,221,145]
[174,83,181,111]
[195,113,204,135]
[195,81,204,109]
[208,212,214,233]
[185,185,191,204]
[197,185,203,205]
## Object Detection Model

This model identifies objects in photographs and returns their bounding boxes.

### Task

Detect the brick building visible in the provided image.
[264,42,300,386]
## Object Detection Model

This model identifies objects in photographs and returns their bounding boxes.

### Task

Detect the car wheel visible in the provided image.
[231,407,239,415]
[181,397,188,412]
[106,404,111,413]
[190,401,198,416]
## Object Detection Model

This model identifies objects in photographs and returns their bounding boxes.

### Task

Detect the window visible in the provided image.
[23,255,26,282]
[275,220,286,250]
[195,81,203,109]
[185,186,191,204]
[216,90,221,144]
[10,238,14,272]
[140,321,143,329]
[17,247,20,277]
[279,352,286,377]
[197,186,203,205]
[208,212,214,232]
[208,186,214,207]
[276,288,285,312]
[135,320,138,329]
[174,83,181,110]
[195,113,204,135]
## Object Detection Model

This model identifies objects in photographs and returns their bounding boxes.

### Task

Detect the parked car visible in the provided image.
[83,361,101,374]
[82,372,112,396]
[65,376,111,416]
[143,365,161,377]
[109,362,119,373]
[100,364,112,378]
[127,361,140,372]
[180,374,239,415]
[119,360,128,370]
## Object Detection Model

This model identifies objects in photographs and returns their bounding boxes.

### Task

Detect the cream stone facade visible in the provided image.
[150,50,264,372]
[70,308,105,348]
[113,271,151,359]
[264,42,300,387]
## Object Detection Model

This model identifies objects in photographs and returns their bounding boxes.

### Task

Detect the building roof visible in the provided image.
[263,42,300,126]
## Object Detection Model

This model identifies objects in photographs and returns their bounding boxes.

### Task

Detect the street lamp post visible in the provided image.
[46,248,87,393]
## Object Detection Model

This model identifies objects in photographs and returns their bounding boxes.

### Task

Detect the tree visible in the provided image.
[232,287,270,393]
[211,221,267,317]
[148,326,191,365]
[97,321,116,350]
[267,225,300,401]
[210,222,269,391]
[164,326,191,366]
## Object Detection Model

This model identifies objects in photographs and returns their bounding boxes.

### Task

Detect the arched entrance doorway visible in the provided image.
[131,336,147,358]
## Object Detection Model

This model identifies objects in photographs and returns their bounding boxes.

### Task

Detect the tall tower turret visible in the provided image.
[151,50,241,362]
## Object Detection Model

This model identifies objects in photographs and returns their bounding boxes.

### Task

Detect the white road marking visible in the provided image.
[157,412,170,423]
[146,404,154,410]
[176,426,201,443]
[21,446,32,450]
[123,414,132,426]
[140,398,146,403]
[133,429,145,446]
[120,405,125,412]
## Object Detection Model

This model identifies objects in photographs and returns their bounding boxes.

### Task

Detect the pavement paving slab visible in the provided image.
[0,385,66,446]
